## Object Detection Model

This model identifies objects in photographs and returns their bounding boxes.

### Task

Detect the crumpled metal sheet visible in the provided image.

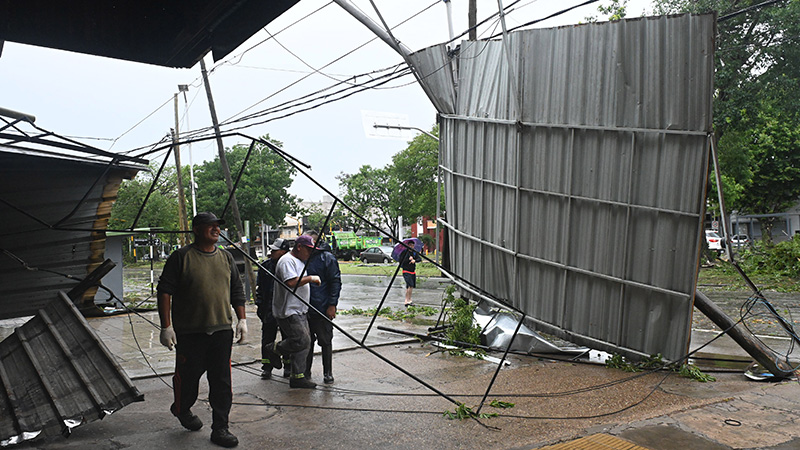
[475,302,587,354]
[0,292,143,446]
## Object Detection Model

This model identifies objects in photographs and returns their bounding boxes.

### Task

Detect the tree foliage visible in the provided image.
[334,125,442,237]
[391,125,442,221]
[584,0,629,22]
[193,135,298,237]
[110,163,182,246]
[337,165,399,236]
[299,202,349,235]
[737,102,800,240]
[112,135,298,246]
[654,0,800,242]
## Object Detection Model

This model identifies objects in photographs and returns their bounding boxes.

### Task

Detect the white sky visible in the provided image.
[0,0,652,202]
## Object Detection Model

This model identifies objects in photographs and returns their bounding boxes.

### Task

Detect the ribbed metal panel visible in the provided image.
[429,14,715,361]
[0,292,143,444]
[407,45,457,114]
[0,150,141,319]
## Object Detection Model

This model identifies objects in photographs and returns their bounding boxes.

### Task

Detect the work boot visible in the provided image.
[176,411,203,431]
[260,369,272,380]
[289,375,316,389]
[210,428,239,448]
[324,373,334,384]
[265,343,282,370]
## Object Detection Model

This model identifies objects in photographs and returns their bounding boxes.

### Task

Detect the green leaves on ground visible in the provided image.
[442,285,485,358]
[443,399,513,420]
[443,403,498,420]
[488,399,515,409]
[338,305,439,321]
[605,353,716,382]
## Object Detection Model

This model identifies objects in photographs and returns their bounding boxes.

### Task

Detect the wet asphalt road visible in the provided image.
[124,266,800,340]
[122,266,451,311]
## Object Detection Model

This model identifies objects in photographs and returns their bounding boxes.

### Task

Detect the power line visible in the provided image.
[218,0,440,126]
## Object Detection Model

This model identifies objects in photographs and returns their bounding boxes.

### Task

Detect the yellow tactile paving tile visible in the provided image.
[537,433,650,450]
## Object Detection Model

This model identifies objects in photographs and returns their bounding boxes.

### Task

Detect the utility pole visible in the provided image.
[199,57,256,296]
[469,0,477,40]
[178,84,197,216]
[170,118,189,246]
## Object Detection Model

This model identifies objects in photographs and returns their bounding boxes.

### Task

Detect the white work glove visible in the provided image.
[310,275,321,285]
[235,318,248,344]
[160,326,177,350]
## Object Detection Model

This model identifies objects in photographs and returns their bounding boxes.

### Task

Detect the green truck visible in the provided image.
[328,231,383,260]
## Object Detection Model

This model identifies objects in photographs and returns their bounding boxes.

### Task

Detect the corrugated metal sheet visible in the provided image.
[0,291,143,445]
[417,14,715,361]
[0,149,141,319]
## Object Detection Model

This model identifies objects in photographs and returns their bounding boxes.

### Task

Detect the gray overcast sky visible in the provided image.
[0,0,651,202]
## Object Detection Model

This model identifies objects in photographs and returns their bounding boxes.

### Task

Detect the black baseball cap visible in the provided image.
[192,212,226,227]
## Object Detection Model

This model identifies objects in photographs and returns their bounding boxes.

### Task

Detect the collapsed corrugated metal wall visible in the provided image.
[0,149,141,319]
[409,14,715,361]
[0,292,143,445]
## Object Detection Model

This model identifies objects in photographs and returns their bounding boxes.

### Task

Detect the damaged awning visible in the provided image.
[0,117,147,320]
[0,0,301,68]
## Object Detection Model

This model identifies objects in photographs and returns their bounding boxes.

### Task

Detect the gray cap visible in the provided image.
[269,238,291,251]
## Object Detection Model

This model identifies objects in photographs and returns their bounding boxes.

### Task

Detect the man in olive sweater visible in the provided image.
[157,212,247,448]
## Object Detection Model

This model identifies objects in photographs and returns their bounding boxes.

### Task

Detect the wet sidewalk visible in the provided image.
[86,273,452,379]
[3,275,800,449]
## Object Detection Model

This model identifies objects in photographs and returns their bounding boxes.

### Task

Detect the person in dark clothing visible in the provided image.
[303,230,342,384]
[255,238,291,379]
[157,212,246,448]
[400,244,417,307]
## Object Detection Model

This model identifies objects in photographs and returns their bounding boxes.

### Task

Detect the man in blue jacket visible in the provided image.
[304,230,342,384]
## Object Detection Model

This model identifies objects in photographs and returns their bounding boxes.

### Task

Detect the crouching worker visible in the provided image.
[255,238,291,379]
[266,234,320,388]
[157,212,247,448]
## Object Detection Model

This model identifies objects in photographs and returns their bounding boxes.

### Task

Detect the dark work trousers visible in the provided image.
[275,313,310,377]
[171,329,233,431]
[258,305,280,371]
[306,310,333,377]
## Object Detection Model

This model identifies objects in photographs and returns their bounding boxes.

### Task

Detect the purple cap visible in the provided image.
[295,234,316,249]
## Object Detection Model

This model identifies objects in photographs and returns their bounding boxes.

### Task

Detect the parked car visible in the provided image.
[359,246,394,264]
[705,230,723,251]
[729,234,750,247]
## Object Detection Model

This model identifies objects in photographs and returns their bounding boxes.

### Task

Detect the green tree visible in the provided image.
[110,163,182,246]
[299,202,349,235]
[654,0,800,242]
[193,136,297,239]
[337,165,400,236]
[585,0,629,22]
[737,102,800,242]
[391,125,442,221]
